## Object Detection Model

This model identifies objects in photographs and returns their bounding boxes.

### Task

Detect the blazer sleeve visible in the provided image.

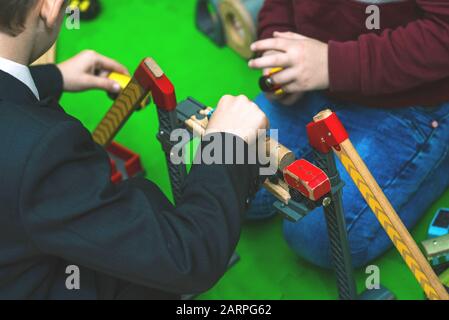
[18,121,260,294]
[29,64,64,101]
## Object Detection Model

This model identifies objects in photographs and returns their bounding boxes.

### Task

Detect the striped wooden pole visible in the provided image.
[312,109,449,300]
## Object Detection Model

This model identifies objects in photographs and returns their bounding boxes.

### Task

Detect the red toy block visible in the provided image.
[134,58,177,112]
[306,111,349,154]
[283,159,331,201]
[107,142,144,184]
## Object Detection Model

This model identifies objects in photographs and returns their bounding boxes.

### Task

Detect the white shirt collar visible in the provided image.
[0,56,40,100]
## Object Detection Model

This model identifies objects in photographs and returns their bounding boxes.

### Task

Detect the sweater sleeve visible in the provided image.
[258,0,296,40]
[329,0,449,96]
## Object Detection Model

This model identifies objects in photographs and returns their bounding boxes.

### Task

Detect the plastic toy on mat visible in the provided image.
[195,0,264,59]
[69,0,101,21]
[422,234,449,267]
[196,0,226,46]
[427,208,449,239]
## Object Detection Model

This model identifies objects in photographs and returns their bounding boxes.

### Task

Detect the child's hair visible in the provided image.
[0,0,38,36]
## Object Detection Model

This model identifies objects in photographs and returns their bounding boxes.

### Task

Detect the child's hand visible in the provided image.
[57,50,130,93]
[249,32,329,93]
[206,95,269,144]
[260,50,304,106]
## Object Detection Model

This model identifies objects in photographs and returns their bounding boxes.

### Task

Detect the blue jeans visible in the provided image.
[248,91,449,268]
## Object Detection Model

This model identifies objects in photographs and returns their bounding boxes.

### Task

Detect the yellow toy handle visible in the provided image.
[107,72,152,109]
[108,72,132,90]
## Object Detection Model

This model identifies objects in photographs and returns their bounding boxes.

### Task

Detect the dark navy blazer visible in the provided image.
[0,65,259,299]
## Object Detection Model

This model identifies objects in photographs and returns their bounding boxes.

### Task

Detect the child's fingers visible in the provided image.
[96,70,111,78]
[94,53,130,76]
[85,75,121,93]
[248,53,290,69]
[263,68,271,76]
[250,38,290,53]
[271,68,297,86]
[281,82,299,94]
[260,50,282,75]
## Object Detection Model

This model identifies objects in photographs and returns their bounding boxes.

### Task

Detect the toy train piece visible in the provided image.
[283,159,331,202]
[422,234,449,267]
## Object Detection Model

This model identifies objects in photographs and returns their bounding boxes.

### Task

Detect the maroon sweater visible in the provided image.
[258,0,449,108]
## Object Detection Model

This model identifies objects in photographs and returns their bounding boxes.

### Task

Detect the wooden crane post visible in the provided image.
[307,109,449,300]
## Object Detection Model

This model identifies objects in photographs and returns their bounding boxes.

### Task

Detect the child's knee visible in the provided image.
[282,208,385,269]
[282,212,336,268]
